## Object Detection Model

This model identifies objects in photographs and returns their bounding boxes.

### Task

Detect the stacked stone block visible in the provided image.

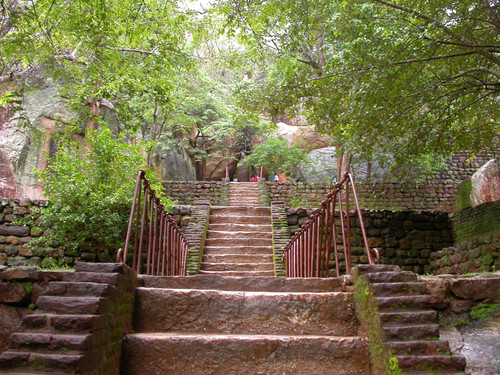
[163,181,228,206]
[183,202,210,275]
[270,202,290,277]
[0,262,137,374]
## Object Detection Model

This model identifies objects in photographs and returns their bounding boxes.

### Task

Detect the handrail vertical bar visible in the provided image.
[345,180,352,274]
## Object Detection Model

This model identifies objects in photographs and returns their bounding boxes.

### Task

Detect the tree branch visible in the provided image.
[479,0,500,33]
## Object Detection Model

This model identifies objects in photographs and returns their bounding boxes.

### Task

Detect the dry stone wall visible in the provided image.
[163,180,229,206]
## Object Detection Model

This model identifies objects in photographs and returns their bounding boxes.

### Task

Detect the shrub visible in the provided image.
[34,127,168,259]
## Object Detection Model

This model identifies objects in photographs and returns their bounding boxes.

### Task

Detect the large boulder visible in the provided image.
[291,127,329,151]
[470,159,500,207]
[157,147,196,181]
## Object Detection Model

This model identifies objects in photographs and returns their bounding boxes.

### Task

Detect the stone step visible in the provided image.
[380,310,438,326]
[363,272,418,283]
[202,254,273,264]
[382,324,440,341]
[36,296,104,315]
[134,288,357,336]
[139,275,345,293]
[9,333,91,352]
[122,333,370,375]
[377,295,433,311]
[22,314,102,333]
[204,246,273,255]
[206,230,272,239]
[208,223,271,232]
[205,237,273,247]
[0,351,83,373]
[201,262,274,272]
[209,215,271,225]
[210,207,270,216]
[371,282,427,297]
[389,340,451,356]
[43,281,114,298]
[355,264,401,274]
[62,271,119,285]
[395,354,466,372]
[198,270,275,277]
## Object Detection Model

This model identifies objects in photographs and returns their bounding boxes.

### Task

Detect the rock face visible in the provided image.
[470,159,500,207]
[157,147,196,181]
[291,127,329,151]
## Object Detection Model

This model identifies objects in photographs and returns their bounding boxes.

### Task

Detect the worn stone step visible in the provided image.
[208,223,271,232]
[202,254,273,264]
[206,230,272,239]
[43,281,114,298]
[10,333,91,352]
[355,264,401,274]
[395,354,466,372]
[380,310,438,326]
[382,324,440,341]
[205,237,273,247]
[210,207,270,216]
[134,288,357,336]
[36,296,104,315]
[0,351,82,373]
[74,262,128,274]
[198,270,275,277]
[377,295,433,311]
[139,275,345,292]
[210,215,271,225]
[364,272,418,283]
[122,333,370,375]
[201,262,274,272]
[62,272,119,285]
[371,282,427,297]
[204,246,273,255]
[389,340,451,356]
[22,314,102,333]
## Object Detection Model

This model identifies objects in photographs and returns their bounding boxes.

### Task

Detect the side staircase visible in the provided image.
[356,264,466,374]
[122,275,370,374]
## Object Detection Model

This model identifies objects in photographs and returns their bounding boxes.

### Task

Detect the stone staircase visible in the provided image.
[122,274,369,374]
[356,264,466,374]
[200,206,274,276]
[228,181,260,206]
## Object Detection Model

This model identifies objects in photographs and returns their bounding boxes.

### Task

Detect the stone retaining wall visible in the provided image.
[163,180,229,206]
[286,208,452,274]
[0,199,196,268]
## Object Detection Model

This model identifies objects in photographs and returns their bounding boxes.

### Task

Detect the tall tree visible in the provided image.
[216,0,499,171]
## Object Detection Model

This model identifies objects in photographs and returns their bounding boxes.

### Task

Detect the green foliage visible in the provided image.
[216,0,500,169]
[34,127,167,254]
[244,137,307,176]
[456,179,473,211]
[470,301,500,321]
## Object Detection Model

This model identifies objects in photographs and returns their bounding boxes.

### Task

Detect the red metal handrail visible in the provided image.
[120,170,190,276]
[283,172,379,278]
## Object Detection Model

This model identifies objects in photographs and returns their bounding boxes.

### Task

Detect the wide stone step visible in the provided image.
[371,282,427,297]
[198,270,275,277]
[208,223,271,232]
[395,354,466,372]
[202,254,273,264]
[389,340,451,356]
[201,262,274,272]
[210,215,271,225]
[134,288,357,336]
[355,264,401,274]
[380,310,438,326]
[205,237,273,247]
[139,275,345,292]
[382,324,440,341]
[210,207,270,216]
[206,230,272,239]
[377,295,433,311]
[204,246,273,255]
[363,272,418,283]
[62,271,120,285]
[122,333,370,375]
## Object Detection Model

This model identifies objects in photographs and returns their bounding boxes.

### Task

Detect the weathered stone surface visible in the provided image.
[122,334,370,375]
[450,275,500,300]
[0,225,30,237]
[422,276,452,309]
[0,266,40,281]
[0,281,29,304]
[471,159,500,207]
[0,304,27,353]
[135,288,357,336]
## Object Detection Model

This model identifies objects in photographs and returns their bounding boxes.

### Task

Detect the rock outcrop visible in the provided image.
[470,159,500,207]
